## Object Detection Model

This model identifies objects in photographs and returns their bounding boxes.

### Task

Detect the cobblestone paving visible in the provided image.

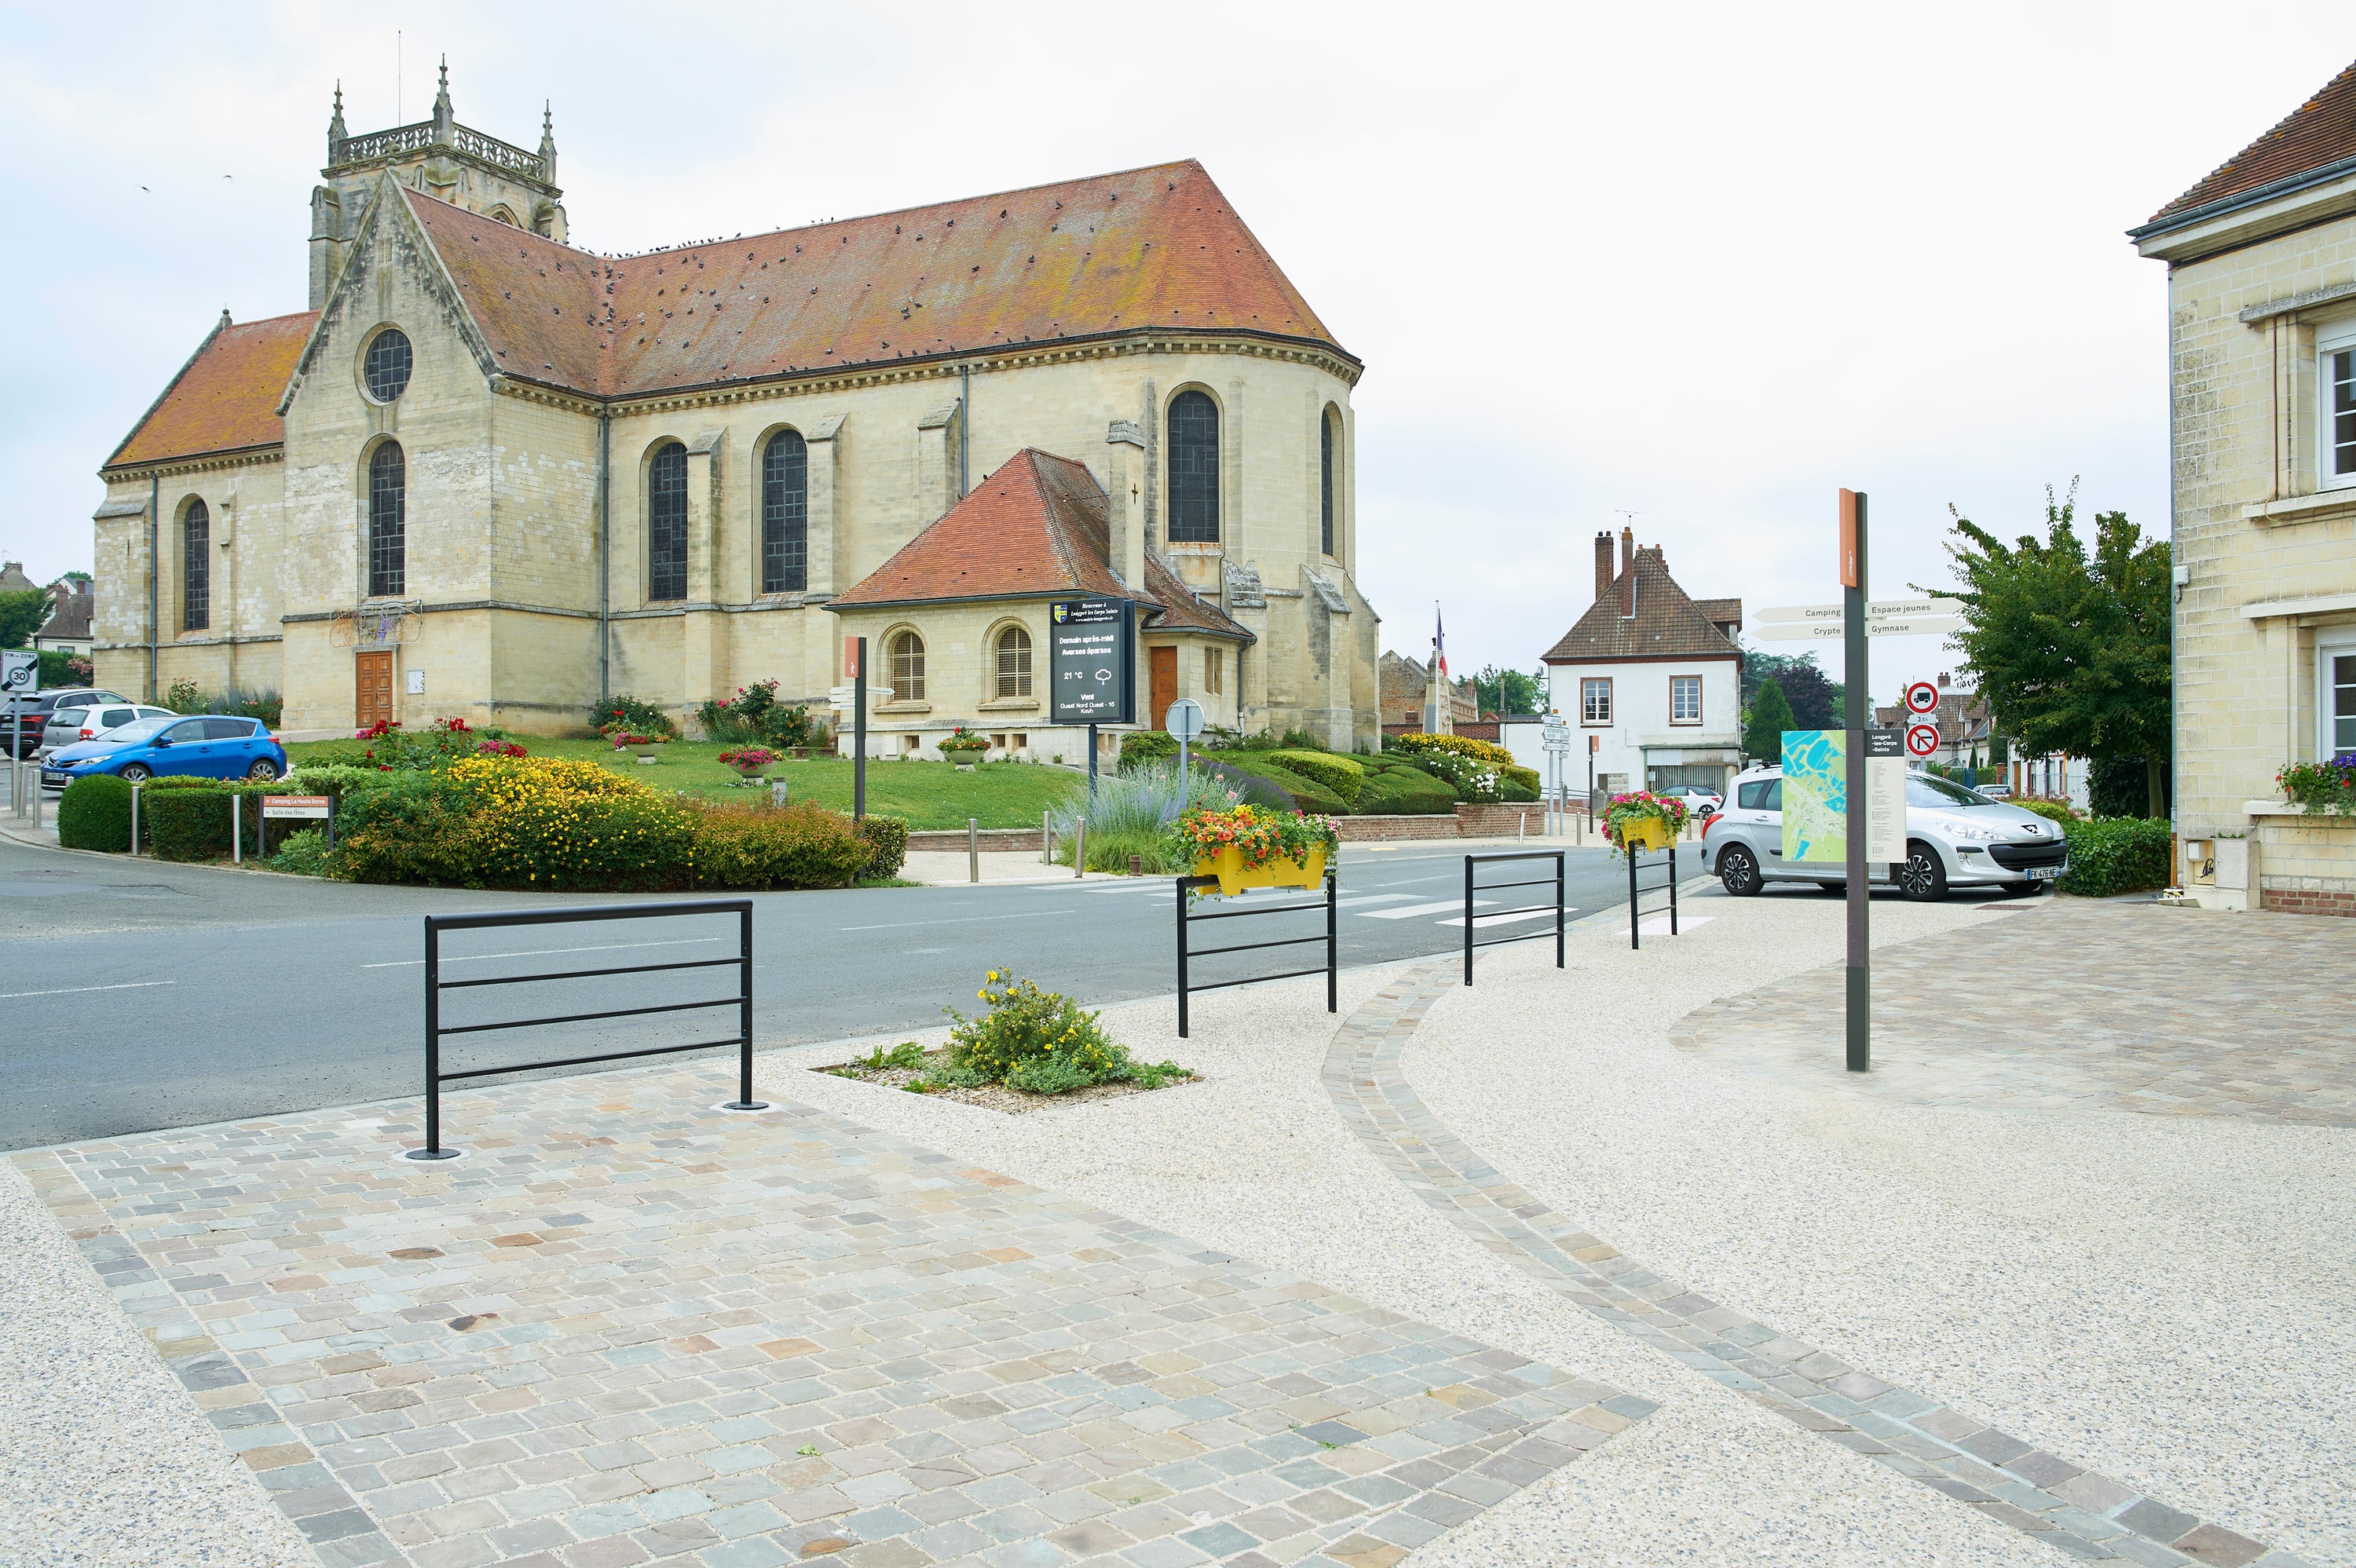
[13,1065,1650,1568]
[1324,959,2311,1568]
[1673,901,2356,1124]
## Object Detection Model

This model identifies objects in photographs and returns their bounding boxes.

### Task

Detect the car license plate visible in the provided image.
[2025,865,2056,882]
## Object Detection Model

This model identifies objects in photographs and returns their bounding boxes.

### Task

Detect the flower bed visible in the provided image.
[821,970,1191,1106]
[2279,755,2356,815]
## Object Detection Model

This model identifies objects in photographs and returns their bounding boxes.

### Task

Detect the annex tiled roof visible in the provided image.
[105,312,317,470]
[828,447,1249,640]
[407,157,1343,400]
[2150,59,2356,222]
[1541,546,1742,663]
[38,582,93,641]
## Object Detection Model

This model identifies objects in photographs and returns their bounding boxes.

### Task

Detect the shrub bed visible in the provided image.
[931,969,1189,1095]
[689,801,871,888]
[1387,732,1518,768]
[2058,817,2172,897]
[57,773,137,852]
[1265,750,1364,809]
[1118,732,1179,772]
[1199,751,1348,815]
[1357,766,1457,815]
[855,814,911,879]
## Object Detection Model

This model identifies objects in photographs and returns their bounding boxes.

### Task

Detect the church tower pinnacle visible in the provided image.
[538,101,558,185]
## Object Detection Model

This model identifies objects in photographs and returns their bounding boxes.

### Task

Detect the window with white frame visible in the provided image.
[1581,677,1612,724]
[1670,674,1702,724]
[2324,637,2356,758]
[2325,321,2356,490]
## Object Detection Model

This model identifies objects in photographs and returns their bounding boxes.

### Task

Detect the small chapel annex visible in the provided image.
[90,65,1381,759]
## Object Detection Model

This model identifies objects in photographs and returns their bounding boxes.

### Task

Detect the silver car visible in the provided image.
[1699,766,2069,901]
[38,703,176,766]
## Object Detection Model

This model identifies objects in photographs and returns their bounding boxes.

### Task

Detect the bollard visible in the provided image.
[968,817,979,883]
[1041,810,1051,865]
[232,794,242,864]
[130,783,141,855]
[1129,853,1142,877]
[1074,819,1086,879]
[1518,813,1526,845]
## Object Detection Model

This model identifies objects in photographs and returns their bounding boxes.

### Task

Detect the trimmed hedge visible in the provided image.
[1199,758,1297,813]
[1118,733,1180,772]
[1266,749,1364,809]
[1359,768,1457,815]
[57,773,138,852]
[854,814,911,880]
[692,801,872,889]
[1388,732,1518,768]
[2058,817,2171,898]
[1501,764,1540,792]
[1201,751,1349,815]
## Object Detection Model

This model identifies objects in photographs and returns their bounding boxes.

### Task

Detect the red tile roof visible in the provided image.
[1541,546,1742,664]
[2149,59,2356,222]
[828,448,1249,640]
[410,158,1342,397]
[105,312,317,470]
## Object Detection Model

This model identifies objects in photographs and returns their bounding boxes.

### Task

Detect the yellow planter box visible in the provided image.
[1616,815,1674,851]
[1191,845,1328,898]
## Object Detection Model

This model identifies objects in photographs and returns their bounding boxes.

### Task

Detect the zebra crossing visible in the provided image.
[1030,877,1571,929]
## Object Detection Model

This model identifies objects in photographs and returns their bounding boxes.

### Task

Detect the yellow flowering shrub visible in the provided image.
[935,968,1190,1095]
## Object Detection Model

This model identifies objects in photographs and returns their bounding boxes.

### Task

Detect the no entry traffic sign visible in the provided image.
[1904,681,1940,715]
[1906,722,1940,758]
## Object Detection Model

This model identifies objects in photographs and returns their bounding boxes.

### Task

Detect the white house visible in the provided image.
[1538,528,1743,805]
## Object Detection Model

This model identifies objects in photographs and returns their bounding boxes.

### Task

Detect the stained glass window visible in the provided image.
[1168,391,1219,543]
[182,499,210,630]
[368,444,405,598]
[649,443,687,601]
[364,329,413,402]
[763,430,807,594]
[1320,410,1336,557]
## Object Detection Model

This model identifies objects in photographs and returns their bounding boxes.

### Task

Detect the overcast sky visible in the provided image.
[4,2,2351,704]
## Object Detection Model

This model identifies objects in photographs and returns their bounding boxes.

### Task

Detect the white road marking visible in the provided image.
[1438,908,1568,929]
[1358,898,1494,919]
[1638,915,1714,934]
[0,980,177,1000]
[362,936,726,970]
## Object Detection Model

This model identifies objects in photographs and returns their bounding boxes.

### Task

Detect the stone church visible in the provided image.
[93,66,1382,758]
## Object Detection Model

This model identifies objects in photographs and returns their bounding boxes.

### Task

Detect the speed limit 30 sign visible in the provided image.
[1906,722,1941,758]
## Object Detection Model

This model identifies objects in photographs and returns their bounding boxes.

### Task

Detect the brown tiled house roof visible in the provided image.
[2149,59,2356,222]
[1541,546,1741,664]
[105,312,317,470]
[38,581,93,640]
[410,157,1344,399]
[828,448,1249,641]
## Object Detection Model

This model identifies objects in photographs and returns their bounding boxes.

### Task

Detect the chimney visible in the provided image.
[1620,527,1636,618]
[1104,420,1147,590]
[1593,532,1613,603]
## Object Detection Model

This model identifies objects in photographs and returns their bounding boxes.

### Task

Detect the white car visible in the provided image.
[1652,782,1725,817]
[1699,765,2067,901]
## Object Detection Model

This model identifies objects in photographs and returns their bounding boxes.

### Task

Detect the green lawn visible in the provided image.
[283,736,1082,830]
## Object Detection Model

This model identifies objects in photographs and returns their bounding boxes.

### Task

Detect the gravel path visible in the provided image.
[0,1157,316,1568]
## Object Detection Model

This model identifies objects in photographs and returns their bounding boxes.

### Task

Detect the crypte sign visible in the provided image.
[1048,597,1136,724]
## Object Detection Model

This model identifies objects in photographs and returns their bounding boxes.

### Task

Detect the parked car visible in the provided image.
[4,687,132,759]
[38,702,176,760]
[1699,765,2068,901]
[1652,782,1725,816]
[1974,780,2013,799]
[42,715,288,789]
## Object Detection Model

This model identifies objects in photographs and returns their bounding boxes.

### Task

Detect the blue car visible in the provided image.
[42,714,289,788]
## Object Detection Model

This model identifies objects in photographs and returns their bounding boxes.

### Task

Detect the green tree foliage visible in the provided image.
[1471,663,1549,717]
[1743,678,1797,764]
[1740,649,1842,729]
[0,587,51,649]
[1929,484,2171,816]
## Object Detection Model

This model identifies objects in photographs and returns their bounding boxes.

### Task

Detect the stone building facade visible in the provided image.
[2130,58,2356,914]
[1375,652,1476,734]
[91,69,1381,758]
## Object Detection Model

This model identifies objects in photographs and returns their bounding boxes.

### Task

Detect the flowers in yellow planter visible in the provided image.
[1601,790,1689,856]
[1166,802,1338,872]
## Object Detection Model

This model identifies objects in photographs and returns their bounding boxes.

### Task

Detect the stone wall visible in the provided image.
[2253,807,2356,916]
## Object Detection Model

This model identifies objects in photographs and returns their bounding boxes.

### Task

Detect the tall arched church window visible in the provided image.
[182,499,210,630]
[1320,408,1337,557]
[890,630,926,703]
[1168,390,1220,543]
[368,444,406,598]
[763,429,808,593]
[649,442,687,601]
[995,625,1032,697]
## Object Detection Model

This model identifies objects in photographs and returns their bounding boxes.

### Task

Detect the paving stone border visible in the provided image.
[15,1063,1654,1568]
[1322,959,2310,1568]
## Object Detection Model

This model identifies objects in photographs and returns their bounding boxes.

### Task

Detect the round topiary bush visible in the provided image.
[57,773,137,853]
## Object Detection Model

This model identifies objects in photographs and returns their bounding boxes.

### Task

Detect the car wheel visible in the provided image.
[1898,842,1949,902]
[246,758,280,781]
[1718,844,1762,897]
[120,762,152,783]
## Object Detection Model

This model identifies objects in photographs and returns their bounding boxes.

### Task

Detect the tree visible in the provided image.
[0,588,51,650]
[1743,677,1797,764]
[1926,482,2171,816]
[1740,648,1843,729]
[1472,663,1549,717]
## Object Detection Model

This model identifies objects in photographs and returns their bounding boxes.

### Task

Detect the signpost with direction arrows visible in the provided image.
[1751,599,1969,641]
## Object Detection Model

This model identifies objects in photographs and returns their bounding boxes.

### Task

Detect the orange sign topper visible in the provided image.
[843,636,861,679]
[1838,489,1861,589]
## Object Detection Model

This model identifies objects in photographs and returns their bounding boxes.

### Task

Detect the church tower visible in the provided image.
[307,60,569,309]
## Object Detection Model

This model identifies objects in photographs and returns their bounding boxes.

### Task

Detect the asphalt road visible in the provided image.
[0,834,1654,1150]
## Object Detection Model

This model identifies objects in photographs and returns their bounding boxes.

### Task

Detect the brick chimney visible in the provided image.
[1593,532,1614,603]
[1620,527,1636,618]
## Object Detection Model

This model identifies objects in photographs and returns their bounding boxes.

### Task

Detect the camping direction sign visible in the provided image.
[1048,597,1136,724]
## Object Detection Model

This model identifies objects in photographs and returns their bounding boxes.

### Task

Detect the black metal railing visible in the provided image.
[1175,872,1337,1037]
[1627,842,1679,949]
[405,900,762,1161]
[1461,850,1567,985]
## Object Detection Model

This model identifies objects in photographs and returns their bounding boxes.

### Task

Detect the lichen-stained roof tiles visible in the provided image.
[828,447,1250,641]
[408,157,1345,398]
[1542,547,1743,664]
[2149,58,2356,222]
[105,312,317,470]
